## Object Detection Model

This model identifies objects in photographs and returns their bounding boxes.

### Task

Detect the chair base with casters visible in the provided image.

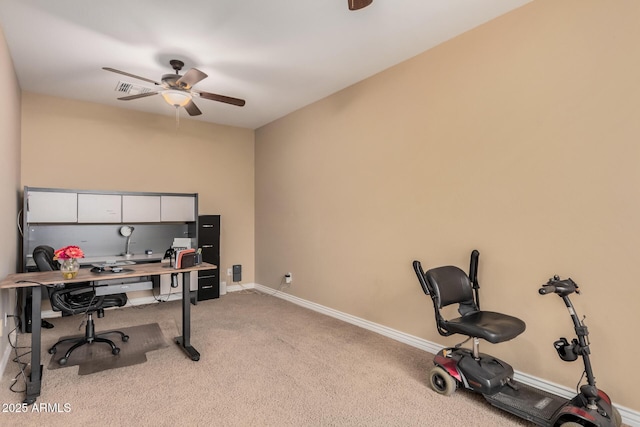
[48,308,129,366]
[47,284,129,366]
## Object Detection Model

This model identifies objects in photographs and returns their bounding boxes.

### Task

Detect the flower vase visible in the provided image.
[60,258,80,280]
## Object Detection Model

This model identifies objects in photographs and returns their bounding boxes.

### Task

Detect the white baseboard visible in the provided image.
[252,283,639,427]
[226,283,253,293]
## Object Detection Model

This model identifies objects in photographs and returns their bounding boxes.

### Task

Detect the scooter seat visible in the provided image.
[442,311,526,343]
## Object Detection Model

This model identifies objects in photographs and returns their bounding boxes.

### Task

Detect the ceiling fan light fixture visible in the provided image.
[161,90,192,107]
[104,62,245,114]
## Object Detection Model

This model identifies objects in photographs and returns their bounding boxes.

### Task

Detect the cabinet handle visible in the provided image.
[202,225,215,228]
[202,244,214,248]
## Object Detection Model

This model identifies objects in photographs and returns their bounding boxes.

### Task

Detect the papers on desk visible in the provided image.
[95,261,136,267]
[172,238,192,249]
[91,260,136,273]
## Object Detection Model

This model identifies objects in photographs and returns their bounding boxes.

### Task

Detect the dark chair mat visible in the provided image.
[47,323,169,375]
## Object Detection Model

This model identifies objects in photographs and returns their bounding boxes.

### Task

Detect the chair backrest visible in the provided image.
[414,260,480,337]
[33,245,59,271]
[414,260,478,316]
[425,266,476,310]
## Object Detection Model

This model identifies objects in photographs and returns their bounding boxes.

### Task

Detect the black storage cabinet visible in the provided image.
[197,215,220,301]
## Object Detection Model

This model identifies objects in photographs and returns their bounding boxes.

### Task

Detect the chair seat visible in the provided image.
[442,311,526,343]
[50,284,127,315]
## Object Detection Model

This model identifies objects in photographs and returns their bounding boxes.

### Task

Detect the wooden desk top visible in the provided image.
[0,262,217,289]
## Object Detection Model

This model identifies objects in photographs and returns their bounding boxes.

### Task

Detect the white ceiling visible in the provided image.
[0,0,530,130]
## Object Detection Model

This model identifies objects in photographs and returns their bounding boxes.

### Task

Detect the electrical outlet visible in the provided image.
[227,267,232,276]
[285,272,292,284]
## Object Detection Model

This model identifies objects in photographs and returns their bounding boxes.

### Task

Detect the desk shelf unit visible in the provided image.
[19,186,201,332]
[22,186,199,272]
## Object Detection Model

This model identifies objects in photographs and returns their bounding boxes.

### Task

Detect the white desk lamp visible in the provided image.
[120,226,135,258]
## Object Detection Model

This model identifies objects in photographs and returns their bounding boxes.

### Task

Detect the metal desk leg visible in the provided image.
[25,286,42,404]
[175,271,200,361]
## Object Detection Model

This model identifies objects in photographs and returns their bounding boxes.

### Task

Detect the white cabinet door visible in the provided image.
[26,191,78,223]
[160,196,196,222]
[122,195,161,222]
[78,194,122,223]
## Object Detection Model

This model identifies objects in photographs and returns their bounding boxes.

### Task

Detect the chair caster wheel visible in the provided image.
[48,347,57,355]
[112,347,120,355]
[122,335,129,342]
[58,357,68,366]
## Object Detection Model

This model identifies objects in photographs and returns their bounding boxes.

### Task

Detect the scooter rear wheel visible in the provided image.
[429,366,456,396]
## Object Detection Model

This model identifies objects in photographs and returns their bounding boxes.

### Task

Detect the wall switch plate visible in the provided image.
[232,264,242,282]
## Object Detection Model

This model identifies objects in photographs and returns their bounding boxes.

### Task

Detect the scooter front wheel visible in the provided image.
[557,405,621,427]
[429,366,456,396]
[612,406,622,427]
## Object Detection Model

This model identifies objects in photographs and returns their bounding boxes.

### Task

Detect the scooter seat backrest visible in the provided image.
[426,266,475,310]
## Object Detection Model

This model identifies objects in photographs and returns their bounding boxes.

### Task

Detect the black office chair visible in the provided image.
[32,245,130,365]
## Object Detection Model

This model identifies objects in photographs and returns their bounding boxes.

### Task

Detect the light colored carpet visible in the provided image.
[1,291,533,426]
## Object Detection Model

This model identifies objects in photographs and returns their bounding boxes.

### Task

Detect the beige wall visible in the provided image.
[21,92,255,284]
[256,0,640,410]
[0,27,21,365]
[4,0,639,415]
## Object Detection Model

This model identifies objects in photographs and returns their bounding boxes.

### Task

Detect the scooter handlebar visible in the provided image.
[539,284,556,295]
[539,276,579,296]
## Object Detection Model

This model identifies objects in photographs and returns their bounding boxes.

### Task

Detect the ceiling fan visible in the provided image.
[103,59,245,117]
[348,0,373,10]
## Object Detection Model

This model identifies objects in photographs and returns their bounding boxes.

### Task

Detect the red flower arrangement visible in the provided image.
[53,245,85,260]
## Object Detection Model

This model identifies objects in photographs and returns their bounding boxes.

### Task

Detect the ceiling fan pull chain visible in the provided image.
[175,106,180,129]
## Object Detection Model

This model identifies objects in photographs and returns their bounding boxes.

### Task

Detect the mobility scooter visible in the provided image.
[412,250,621,427]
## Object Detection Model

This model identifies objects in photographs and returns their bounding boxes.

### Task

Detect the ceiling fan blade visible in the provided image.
[197,90,246,107]
[184,100,202,116]
[117,91,159,101]
[176,68,208,89]
[102,67,161,85]
[348,0,373,10]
